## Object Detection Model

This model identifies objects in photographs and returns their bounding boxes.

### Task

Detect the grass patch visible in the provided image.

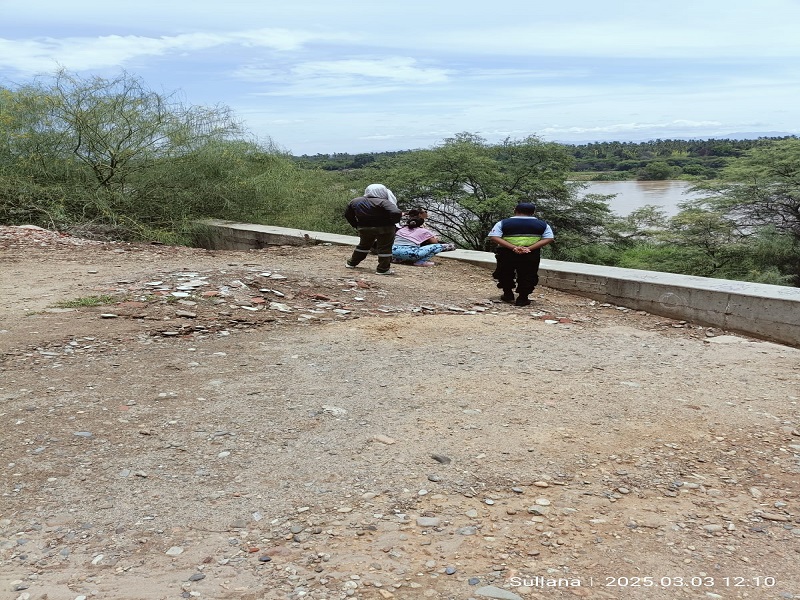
[53,294,119,308]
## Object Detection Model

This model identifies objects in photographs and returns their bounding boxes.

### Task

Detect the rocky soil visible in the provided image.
[1,225,799,600]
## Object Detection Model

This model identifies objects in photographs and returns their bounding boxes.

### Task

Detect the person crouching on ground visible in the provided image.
[392,208,457,267]
[487,202,554,306]
[344,184,403,275]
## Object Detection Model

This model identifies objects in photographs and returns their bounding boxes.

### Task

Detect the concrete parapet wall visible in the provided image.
[199,220,358,250]
[200,220,800,347]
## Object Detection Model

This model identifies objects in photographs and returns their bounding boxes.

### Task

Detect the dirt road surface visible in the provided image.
[1,225,798,600]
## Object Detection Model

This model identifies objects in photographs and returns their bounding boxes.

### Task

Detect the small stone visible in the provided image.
[431,453,451,464]
[258,555,272,562]
[760,512,790,522]
[166,546,184,556]
[372,434,396,445]
[445,566,456,575]
[457,526,478,535]
[268,301,292,313]
[416,517,441,527]
[188,573,205,581]
[527,505,549,516]
[474,585,523,599]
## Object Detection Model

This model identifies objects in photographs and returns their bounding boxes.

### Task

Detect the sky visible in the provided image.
[2,0,799,155]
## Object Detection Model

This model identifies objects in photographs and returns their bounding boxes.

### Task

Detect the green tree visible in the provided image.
[0,70,243,237]
[659,201,741,276]
[694,137,800,284]
[637,160,673,180]
[606,205,668,247]
[701,138,800,241]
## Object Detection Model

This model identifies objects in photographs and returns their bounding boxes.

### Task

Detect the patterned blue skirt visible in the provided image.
[392,243,455,264]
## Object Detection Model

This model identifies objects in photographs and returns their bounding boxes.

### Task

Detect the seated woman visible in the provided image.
[392,209,456,266]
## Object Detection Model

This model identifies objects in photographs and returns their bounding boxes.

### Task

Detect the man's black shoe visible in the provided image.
[514,296,531,306]
[500,291,515,303]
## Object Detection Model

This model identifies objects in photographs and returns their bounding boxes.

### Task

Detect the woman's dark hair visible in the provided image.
[405,208,426,230]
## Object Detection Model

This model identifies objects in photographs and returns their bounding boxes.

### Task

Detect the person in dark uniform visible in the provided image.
[487,202,554,306]
[344,184,403,275]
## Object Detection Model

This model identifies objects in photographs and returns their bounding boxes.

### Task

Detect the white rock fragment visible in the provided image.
[372,434,396,445]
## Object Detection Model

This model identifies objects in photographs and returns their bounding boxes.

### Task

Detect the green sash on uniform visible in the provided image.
[503,235,542,246]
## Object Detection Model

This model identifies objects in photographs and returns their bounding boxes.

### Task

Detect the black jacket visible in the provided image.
[344,196,402,228]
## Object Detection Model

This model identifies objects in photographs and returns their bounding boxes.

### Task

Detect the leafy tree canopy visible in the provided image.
[703,138,800,241]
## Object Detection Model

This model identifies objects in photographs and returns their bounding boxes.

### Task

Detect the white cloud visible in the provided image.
[0,29,341,74]
[417,21,800,59]
[238,57,450,97]
[539,120,724,136]
[292,58,449,84]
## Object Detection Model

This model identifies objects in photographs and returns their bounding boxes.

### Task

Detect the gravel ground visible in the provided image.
[1,225,799,600]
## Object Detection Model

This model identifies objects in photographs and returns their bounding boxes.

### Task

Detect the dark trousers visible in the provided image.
[492,248,541,297]
[349,226,396,272]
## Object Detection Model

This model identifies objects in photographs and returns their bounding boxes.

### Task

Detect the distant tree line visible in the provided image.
[293,137,794,181]
[1,69,798,286]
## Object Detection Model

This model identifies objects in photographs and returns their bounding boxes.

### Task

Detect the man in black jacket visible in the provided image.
[344,184,403,275]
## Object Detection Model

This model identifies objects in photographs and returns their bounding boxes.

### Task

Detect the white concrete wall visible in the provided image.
[201,220,800,347]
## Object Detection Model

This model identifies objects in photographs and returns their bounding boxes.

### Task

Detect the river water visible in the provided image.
[578,180,702,216]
